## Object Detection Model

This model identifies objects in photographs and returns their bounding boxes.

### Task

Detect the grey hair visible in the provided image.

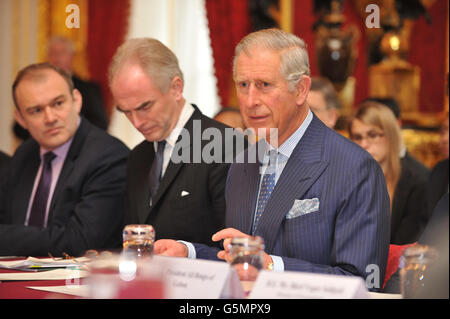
[233,28,310,91]
[108,38,184,93]
[47,36,76,54]
[310,76,341,110]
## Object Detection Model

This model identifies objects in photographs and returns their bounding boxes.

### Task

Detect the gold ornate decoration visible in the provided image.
[353,0,444,126]
[314,0,359,117]
[37,0,89,79]
[402,129,442,168]
[280,0,293,33]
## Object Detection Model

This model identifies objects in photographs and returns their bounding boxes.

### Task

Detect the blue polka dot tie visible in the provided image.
[252,153,276,235]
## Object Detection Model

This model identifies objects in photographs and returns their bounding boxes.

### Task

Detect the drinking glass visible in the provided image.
[86,252,165,299]
[399,244,438,298]
[228,236,264,293]
[122,224,155,258]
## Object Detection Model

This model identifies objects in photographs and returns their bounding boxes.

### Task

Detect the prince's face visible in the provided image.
[234,47,310,146]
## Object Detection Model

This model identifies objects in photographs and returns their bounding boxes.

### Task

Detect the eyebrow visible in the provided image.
[25,94,66,111]
[116,100,152,113]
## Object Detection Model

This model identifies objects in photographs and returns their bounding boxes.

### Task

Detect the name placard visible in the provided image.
[249,270,370,299]
[152,256,245,299]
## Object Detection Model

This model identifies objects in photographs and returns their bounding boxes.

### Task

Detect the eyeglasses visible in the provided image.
[48,250,112,262]
[350,131,385,144]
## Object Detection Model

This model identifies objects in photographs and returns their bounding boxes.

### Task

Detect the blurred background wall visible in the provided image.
[1,0,448,167]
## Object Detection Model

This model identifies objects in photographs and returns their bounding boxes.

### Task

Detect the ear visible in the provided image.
[331,108,339,121]
[14,108,28,130]
[170,76,184,101]
[71,88,83,114]
[295,75,311,106]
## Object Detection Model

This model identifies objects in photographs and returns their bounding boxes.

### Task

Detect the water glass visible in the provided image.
[399,244,438,298]
[122,224,155,258]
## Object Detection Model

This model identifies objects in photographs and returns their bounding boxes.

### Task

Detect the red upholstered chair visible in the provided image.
[383,243,417,290]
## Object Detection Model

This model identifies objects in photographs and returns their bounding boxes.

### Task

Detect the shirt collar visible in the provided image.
[400,145,406,158]
[156,101,195,149]
[39,117,80,160]
[264,109,313,162]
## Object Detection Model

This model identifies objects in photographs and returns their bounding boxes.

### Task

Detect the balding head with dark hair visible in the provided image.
[12,62,74,110]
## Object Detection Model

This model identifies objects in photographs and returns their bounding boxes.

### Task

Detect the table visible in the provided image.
[1,257,403,299]
[0,257,82,299]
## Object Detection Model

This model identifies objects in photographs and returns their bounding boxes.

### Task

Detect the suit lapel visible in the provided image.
[132,141,155,224]
[231,140,267,234]
[255,115,329,252]
[240,160,261,235]
[146,106,202,217]
[47,118,88,223]
[391,163,410,230]
[13,144,40,224]
[256,160,328,252]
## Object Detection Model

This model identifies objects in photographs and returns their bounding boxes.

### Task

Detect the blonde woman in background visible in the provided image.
[349,102,429,245]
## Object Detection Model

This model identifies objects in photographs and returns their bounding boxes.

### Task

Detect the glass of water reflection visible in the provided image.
[228,236,264,283]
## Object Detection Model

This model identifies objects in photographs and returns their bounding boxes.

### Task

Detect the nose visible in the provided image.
[43,106,57,124]
[359,138,370,150]
[129,111,145,131]
[246,84,261,109]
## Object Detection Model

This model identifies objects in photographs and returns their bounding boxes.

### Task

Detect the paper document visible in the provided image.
[0,268,89,281]
[369,292,402,299]
[26,285,89,298]
[0,257,89,271]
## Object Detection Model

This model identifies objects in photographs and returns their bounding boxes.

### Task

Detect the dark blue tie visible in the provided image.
[149,140,166,205]
[29,152,56,227]
[252,152,277,235]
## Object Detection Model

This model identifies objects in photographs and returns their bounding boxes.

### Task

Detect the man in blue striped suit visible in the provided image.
[155,28,390,291]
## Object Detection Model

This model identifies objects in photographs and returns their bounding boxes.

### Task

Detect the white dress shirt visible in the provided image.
[154,101,195,177]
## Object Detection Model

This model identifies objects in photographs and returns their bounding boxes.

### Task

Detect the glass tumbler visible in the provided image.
[122,224,155,259]
[228,236,265,284]
[399,244,438,298]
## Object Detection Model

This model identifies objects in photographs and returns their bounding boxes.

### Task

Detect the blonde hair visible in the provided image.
[232,28,310,92]
[350,101,403,205]
[108,38,183,93]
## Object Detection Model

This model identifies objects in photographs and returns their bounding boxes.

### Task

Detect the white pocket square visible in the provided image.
[286,198,320,219]
[181,191,190,197]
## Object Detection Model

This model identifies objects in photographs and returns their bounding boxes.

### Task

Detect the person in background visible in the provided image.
[364,97,429,168]
[47,36,108,130]
[427,112,449,216]
[0,63,129,256]
[307,76,341,129]
[214,107,246,130]
[349,101,429,245]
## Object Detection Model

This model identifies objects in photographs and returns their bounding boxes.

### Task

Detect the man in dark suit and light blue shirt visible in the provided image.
[0,63,129,257]
[155,29,390,290]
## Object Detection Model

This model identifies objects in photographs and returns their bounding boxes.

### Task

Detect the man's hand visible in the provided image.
[212,228,273,269]
[153,239,188,257]
[212,228,250,262]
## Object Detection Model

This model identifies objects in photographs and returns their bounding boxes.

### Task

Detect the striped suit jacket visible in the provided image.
[196,114,390,288]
